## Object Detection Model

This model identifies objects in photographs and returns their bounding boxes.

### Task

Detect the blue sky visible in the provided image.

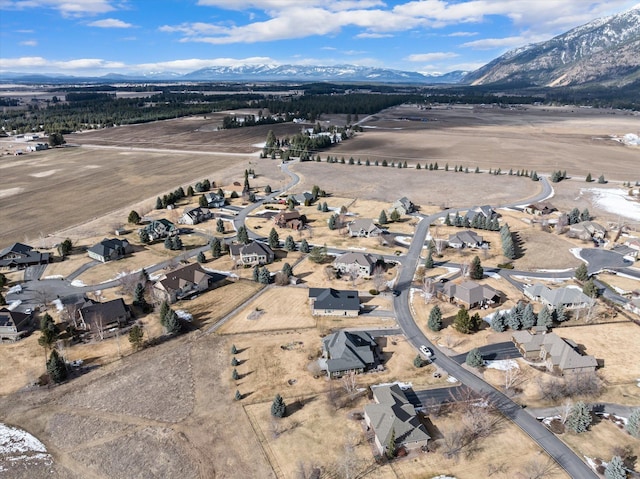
[1,0,639,76]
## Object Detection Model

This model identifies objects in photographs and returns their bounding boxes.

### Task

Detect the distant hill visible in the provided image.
[464,5,640,87]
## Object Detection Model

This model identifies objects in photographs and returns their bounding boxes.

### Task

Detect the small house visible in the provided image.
[204,192,226,208]
[179,206,212,225]
[154,263,225,303]
[347,219,383,238]
[390,197,415,216]
[87,238,132,263]
[0,308,32,341]
[229,241,275,266]
[447,230,484,249]
[273,210,306,230]
[524,202,557,216]
[439,280,504,309]
[309,288,360,316]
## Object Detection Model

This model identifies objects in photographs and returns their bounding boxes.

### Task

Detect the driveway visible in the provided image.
[406,385,475,408]
[580,248,633,274]
[450,342,522,364]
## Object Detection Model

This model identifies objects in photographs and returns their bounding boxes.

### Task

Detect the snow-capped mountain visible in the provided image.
[464,5,640,87]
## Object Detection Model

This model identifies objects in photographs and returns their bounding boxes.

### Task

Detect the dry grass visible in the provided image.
[598,272,640,294]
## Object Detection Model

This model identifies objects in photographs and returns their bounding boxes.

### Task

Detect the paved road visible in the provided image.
[450,342,522,364]
[406,385,475,408]
[580,249,633,274]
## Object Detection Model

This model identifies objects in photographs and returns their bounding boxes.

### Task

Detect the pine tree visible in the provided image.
[569,207,580,225]
[210,237,222,258]
[300,239,310,253]
[235,390,242,401]
[444,214,452,226]
[537,305,553,328]
[566,401,591,433]
[271,394,286,417]
[424,250,434,269]
[585,173,592,182]
[139,229,150,244]
[187,185,194,196]
[128,210,141,224]
[231,344,238,354]
[268,228,280,249]
[232,368,239,380]
[199,194,208,207]
[231,357,239,366]
[575,263,589,282]
[390,209,401,222]
[428,305,443,332]
[282,262,293,278]
[164,310,182,334]
[466,348,484,368]
[580,208,591,222]
[128,325,144,350]
[237,226,249,244]
[197,251,206,263]
[491,312,507,332]
[555,305,567,322]
[155,197,163,209]
[605,456,627,479]
[521,303,536,329]
[454,306,473,334]
[322,202,329,213]
[328,214,337,230]
[252,265,260,282]
[172,235,183,250]
[386,428,397,458]
[470,255,483,280]
[46,349,68,383]
[215,218,225,233]
[133,282,146,308]
[159,301,170,326]
[284,235,296,251]
[583,279,599,298]
[626,408,640,438]
[259,267,271,284]
[38,313,58,350]
[598,174,606,184]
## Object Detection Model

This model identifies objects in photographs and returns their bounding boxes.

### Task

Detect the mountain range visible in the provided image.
[1,6,638,87]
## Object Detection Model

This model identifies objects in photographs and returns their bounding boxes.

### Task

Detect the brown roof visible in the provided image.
[156,263,213,292]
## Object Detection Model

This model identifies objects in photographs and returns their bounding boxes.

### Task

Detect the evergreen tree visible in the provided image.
[231,344,238,354]
[235,390,242,401]
[521,303,536,329]
[580,208,591,222]
[284,235,296,251]
[444,214,452,226]
[379,210,389,225]
[216,218,225,233]
[386,428,397,459]
[128,210,141,224]
[172,235,183,250]
[491,312,507,332]
[626,408,640,438]
[554,305,567,323]
[475,166,480,173]
[469,255,483,280]
[575,263,589,282]
[428,305,443,332]
[309,245,327,264]
[139,229,150,244]
[605,456,627,479]
[164,236,173,250]
[413,355,425,368]
[155,197,163,209]
[454,306,474,334]
[46,349,67,383]
[598,174,606,184]
[210,237,222,259]
[268,228,280,249]
[271,394,286,417]
[128,325,144,350]
[585,173,592,182]
[322,202,329,213]
[164,310,182,334]
[416,163,421,170]
[0,292,5,306]
[199,194,208,207]
[390,209,401,222]
[264,184,272,194]
[328,214,338,230]
[258,267,271,284]
[507,307,522,330]
[566,401,592,433]
[537,305,553,328]
[187,185,195,196]
[38,313,58,350]
[424,250,434,269]
[466,348,484,368]
[237,226,249,244]
[569,207,580,225]
[197,251,206,263]
[232,368,239,380]
[531,171,539,181]
[583,279,599,298]
[159,301,170,326]
[300,239,310,253]
[282,262,293,278]
[252,265,260,282]
[133,282,146,308]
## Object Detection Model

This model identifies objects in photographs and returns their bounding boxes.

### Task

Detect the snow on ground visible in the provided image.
[432,476,457,479]
[43,275,63,280]
[534,268,574,273]
[485,272,501,280]
[70,279,86,287]
[0,423,52,471]
[372,381,413,390]
[6,300,21,310]
[7,284,22,294]
[485,359,519,371]
[52,298,63,311]
[584,456,599,472]
[347,246,366,251]
[201,267,231,276]
[447,376,458,383]
[582,187,640,221]
[395,236,411,246]
[252,142,266,148]
[175,310,193,321]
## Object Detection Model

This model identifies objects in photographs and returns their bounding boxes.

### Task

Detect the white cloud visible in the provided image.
[406,52,458,62]
[0,56,125,71]
[462,36,528,50]
[19,40,38,46]
[1,0,116,16]
[355,32,393,38]
[448,31,477,37]
[87,18,133,28]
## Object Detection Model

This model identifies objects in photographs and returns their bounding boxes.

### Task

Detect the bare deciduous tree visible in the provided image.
[460,260,470,278]
[434,238,446,256]
[504,366,524,394]
[117,269,139,296]
[519,457,559,479]
[487,462,509,477]
[372,265,387,292]
[341,370,358,394]
[423,277,435,304]
[560,400,573,424]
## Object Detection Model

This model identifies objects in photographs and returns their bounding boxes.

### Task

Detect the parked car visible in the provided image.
[419,345,433,357]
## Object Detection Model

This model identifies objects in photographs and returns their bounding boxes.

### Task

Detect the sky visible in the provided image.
[0,0,639,76]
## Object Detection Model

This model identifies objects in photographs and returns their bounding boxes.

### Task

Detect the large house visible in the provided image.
[179,206,212,225]
[524,202,557,216]
[229,241,274,266]
[390,197,415,216]
[524,284,592,310]
[273,210,306,230]
[76,298,131,334]
[365,384,431,456]
[204,192,226,208]
[447,230,484,249]
[439,281,504,309]
[512,329,597,375]
[321,330,378,377]
[87,238,132,263]
[141,219,177,241]
[568,221,606,240]
[288,192,314,206]
[347,219,383,238]
[154,263,225,303]
[0,308,32,341]
[0,242,51,270]
[465,205,496,221]
[309,288,360,316]
[333,252,377,278]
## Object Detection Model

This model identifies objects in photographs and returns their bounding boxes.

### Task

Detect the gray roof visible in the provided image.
[465,205,495,219]
[156,263,221,292]
[365,385,430,450]
[0,242,33,257]
[87,238,129,258]
[333,251,376,269]
[512,330,597,371]
[0,242,50,267]
[309,288,360,311]
[443,281,502,305]
[322,330,376,373]
[348,219,382,235]
[448,230,483,246]
[229,241,274,259]
[79,298,128,325]
[524,284,591,308]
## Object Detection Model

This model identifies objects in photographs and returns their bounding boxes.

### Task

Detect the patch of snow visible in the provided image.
[485,359,519,371]
[70,279,86,287]
[0,423,49,456]
[447,376,458,383]
[252,142,266,148]
[584,456,599,472]
[347,246,366,250]
[6,300,21,310]
[394,236,412,245]
[582,187,640,221]
[201,267,231,276]
[52,299,63,311]
[485,272,501,280]
[7,285,22,294]
[432,476,457,479]
[534,268,574,273]
[43,275,64,280]
[175,310,193,321]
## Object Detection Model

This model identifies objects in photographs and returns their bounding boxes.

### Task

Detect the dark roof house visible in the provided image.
[447,230,484,249]
[273,210,306,230]
[179,206,212,225]
[77,298,131,335]
[0,242,51,270]
[439,280,504,309]
[87,238,132,263]
[390,197,415,216]
[154,263,225,303]
[321,330,378,377]
[0,308,32,341]
[309,288,360,316]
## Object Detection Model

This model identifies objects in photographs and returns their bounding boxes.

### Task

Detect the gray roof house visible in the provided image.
[439,280,504,309]
[0,242,51,270]
[448,230,484,249]
[77,298,131,334]
[465,205,496,221]
[288,191,314,205]
[229,241,274,266]
[179,206,212,225]
[333,252,377,278]
[153,263,225,303]
[524,202,557,216]
[141,219,177,241]
[87,238,132,263]
[347,219,383,238]
[0,308,32,341]
[309,288,360,316]
[322,330,378,377]
[512,329,597,375]
[390,197,415,216]
[204,192,226,208]
[568,221,607,240]
[524,284,592,310]
[365,384,430,456]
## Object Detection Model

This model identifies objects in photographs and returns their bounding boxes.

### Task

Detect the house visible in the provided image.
[568,221,606,240]
[309,288,360,316]
[333,252,377,278]
[87,238,132,263]
[77,298,131,333]
[390,197,415,216]
[512,329,597,375]
[439,280,504,309]
[141,219,176,241]
[347,219,383,238]
[153,263,225,303]
[321,330,378,377]
[273,210,306,230]
[611,244,638,260]
[179,206,212,225]
[524,202,557,216]
[365,384,431,456]
[465,205,496,221]
[447,230,484,249]
[288,192,314,205]
[0,242,51,270]
[0,308,32,341]
[204,192,226,208]
[625,298,640,316]
[625,239,640,251]
[524,284,592,310]
[229,241,274,266]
